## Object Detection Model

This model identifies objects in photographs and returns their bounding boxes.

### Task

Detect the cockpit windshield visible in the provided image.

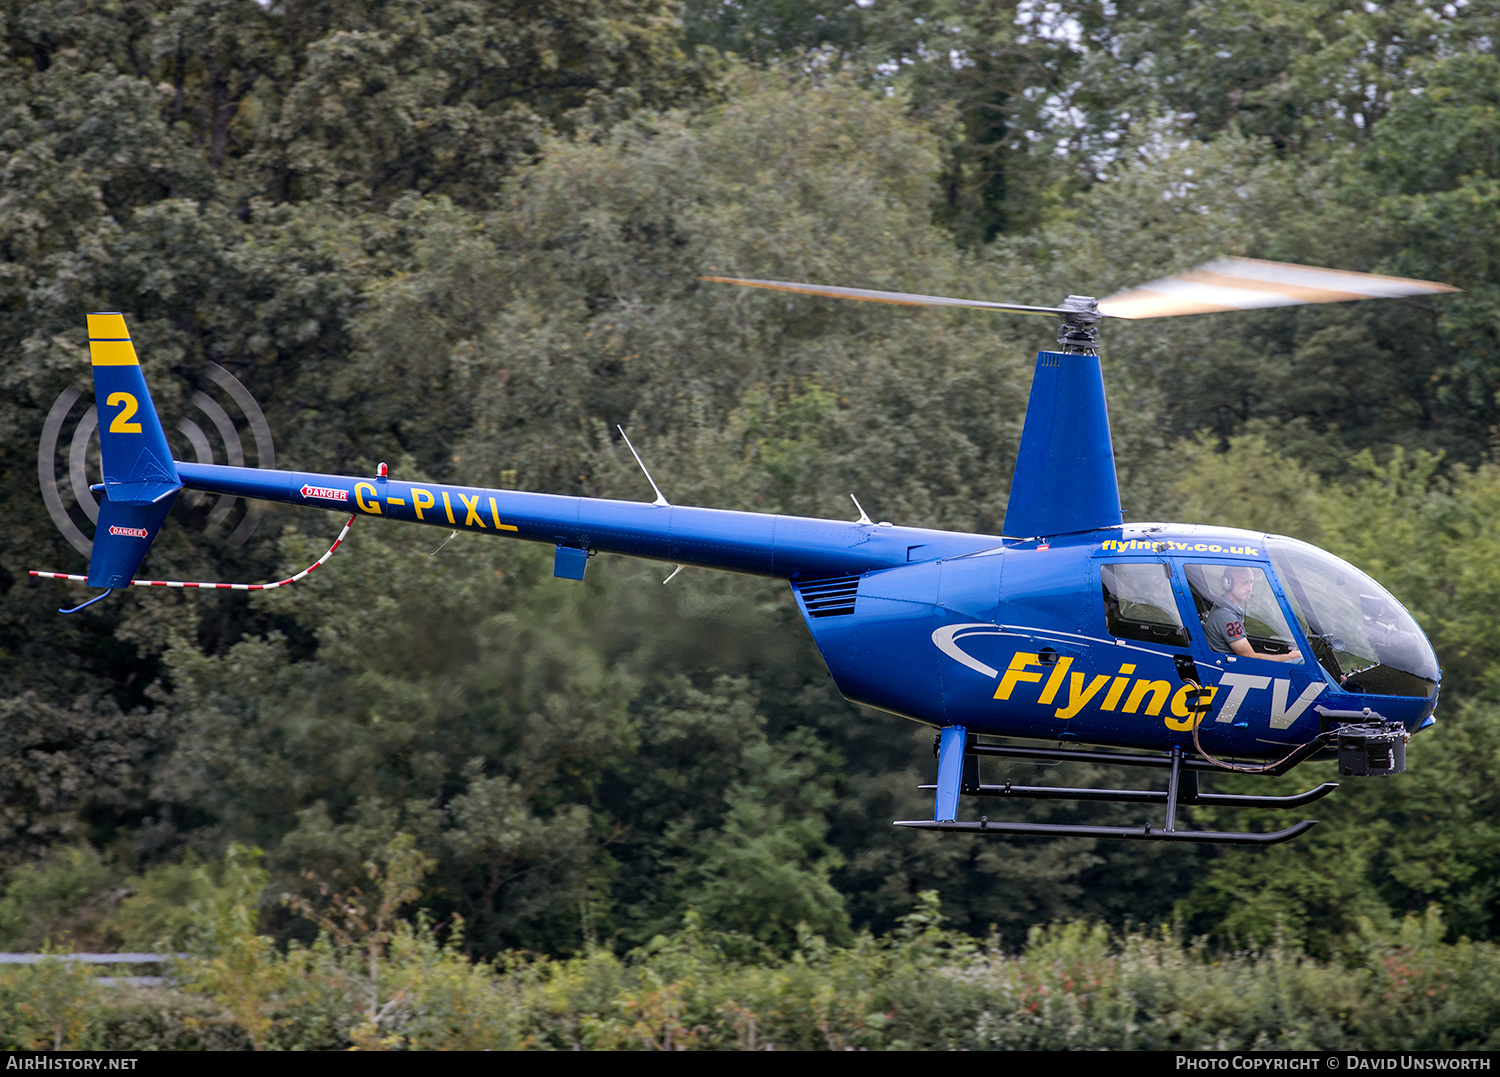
[1266,537,1439,698]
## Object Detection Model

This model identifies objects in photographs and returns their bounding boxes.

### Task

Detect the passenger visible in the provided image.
[1206,567,1303,663]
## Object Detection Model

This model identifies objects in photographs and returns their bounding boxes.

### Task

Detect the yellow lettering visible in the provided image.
[1124,680,1172,716]
[387,497,406,506]
[413,488,435,520]
[490,497,519,531]
[1100,664,1137,711]
[354,482,383,515]
[442,491,456,524]
[1038,656,1074,705]
[1164,684,1219,730]
[1055,672,1112,720]
[459,492,486,528]
[995,653,1044,701]
[106,392,142,433]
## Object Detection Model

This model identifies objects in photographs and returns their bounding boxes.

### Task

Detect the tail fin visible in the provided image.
[1002,350,1122,538]
[85,313,182,588]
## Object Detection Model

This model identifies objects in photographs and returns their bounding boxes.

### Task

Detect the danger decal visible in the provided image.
[300,484,349,502]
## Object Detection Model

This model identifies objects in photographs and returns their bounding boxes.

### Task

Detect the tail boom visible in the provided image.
[175,462,1001,579]
[59,311,1004,600]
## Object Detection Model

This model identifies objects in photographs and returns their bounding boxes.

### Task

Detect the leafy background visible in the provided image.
[2,0,1500,979]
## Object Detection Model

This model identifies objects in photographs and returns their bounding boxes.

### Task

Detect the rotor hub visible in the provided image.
[1056,295,1101,354]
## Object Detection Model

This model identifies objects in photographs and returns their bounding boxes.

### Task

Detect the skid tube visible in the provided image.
[899,734,1337,845]
[917,780,1339,810]
[893,818,1319,846]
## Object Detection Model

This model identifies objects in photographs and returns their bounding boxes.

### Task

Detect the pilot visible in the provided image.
[1206,567,1303,663]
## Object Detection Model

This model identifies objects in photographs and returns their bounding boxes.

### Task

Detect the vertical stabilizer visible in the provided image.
[1002,350,1122,538]
[85,313,181,588]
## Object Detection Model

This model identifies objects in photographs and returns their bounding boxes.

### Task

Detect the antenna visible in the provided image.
[617,426,670,507]
[850,494,874,525]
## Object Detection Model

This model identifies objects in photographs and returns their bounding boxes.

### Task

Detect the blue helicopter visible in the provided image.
[35,258,1457,845]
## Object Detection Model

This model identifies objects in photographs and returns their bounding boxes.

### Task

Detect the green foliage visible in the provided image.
[0,846,113,951]
[179,844,286,1049]
[0,955,100,1051]
[1094,1,1480,153]
[1359,50,1500,450]
[0,845,215,952]
[0,691,171,871]
[3,2,1500,1025]
[683,0,867,60]
[849,1,1101,244]
[682,729,850,950]
[3,880,1499,1049]
[112,855,217,951]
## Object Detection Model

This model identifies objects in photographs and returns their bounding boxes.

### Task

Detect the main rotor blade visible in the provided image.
[1098,257,1458,320]
[700,276,1064,317]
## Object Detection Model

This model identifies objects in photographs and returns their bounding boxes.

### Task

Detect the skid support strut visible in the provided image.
[1164,745,1183,833]
[934,726,966,823]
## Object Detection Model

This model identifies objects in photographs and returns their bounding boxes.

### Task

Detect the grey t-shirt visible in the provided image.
[1204,598,1247,653]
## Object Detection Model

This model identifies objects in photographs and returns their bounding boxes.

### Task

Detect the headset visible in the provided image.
[1221,566,1256,594]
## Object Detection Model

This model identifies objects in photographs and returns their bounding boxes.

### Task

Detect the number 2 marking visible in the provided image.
[107,391,142,433]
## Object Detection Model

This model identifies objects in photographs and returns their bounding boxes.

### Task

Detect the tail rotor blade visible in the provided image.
[1098,257,1459,320]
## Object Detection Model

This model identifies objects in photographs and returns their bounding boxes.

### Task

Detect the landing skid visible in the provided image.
[918,780,1339,809]
[893,818,1318,845]
[904,731,1337,846]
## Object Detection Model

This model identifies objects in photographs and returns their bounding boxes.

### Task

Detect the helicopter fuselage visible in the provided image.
[795,521,1438,759]
[173,462,1441,761]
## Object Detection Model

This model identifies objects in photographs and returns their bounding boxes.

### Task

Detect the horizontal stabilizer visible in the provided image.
[104,480,182,504]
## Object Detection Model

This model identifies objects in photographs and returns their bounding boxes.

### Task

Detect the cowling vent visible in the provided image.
[795,574,860,618]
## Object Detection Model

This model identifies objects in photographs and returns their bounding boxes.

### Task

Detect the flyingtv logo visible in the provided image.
[991,652,1324,730]
[107,525,150,538]
[932,625,1325,730]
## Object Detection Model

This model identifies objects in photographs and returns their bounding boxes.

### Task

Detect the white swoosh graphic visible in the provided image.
[931,623,1009,678]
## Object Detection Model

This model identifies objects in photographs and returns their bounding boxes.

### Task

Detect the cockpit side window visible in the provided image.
[1183,562,1300,658]
[1101,562,1190,647]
